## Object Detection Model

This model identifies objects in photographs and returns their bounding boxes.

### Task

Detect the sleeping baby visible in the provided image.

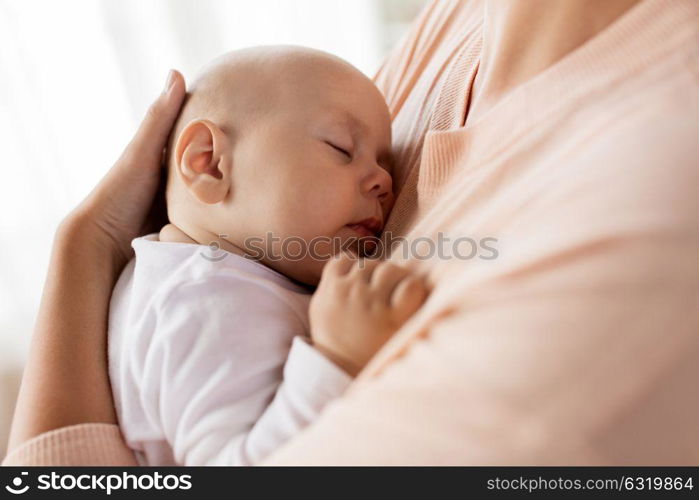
[108,46,428,465]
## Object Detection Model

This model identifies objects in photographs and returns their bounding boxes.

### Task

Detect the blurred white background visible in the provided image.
[0,0,427,457]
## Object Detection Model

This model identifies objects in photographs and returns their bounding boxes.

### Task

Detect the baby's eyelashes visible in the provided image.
[325,141,352,159]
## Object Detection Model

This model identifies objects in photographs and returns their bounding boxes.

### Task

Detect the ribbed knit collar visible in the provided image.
[424,0,699,172]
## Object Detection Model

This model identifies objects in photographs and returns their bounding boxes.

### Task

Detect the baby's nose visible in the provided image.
[364,165,392,198]
[366,168,394,215]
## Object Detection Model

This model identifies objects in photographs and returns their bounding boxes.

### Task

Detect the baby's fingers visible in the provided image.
[349,257,382,283]
[370,262,411,304]
[390,274,429,322]
[322,251,357,280]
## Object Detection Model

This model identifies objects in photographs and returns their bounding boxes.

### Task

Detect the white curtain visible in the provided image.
[0,0,391,454]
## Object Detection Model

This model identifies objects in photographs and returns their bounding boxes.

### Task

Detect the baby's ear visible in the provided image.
[174,119,232,204]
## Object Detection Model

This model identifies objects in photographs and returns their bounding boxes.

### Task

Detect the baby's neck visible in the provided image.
[158,224,250,259]
[158,223,316,291]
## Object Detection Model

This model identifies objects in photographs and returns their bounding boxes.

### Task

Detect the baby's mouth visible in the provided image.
[346,217,382,238]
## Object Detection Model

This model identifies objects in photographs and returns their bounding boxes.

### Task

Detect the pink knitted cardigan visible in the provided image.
[4,0,699,465]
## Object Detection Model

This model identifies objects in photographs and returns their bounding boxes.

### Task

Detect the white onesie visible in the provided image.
[108,234,351,466]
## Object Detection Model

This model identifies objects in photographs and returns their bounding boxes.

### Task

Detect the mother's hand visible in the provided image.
[7,71,186,452]
[68,70,186,267]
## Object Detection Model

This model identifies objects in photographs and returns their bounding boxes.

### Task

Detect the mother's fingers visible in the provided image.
[122,70,186,169]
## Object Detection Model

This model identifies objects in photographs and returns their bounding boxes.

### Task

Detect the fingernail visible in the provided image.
[163,70,175,94]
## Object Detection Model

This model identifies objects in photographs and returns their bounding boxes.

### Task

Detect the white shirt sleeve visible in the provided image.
[138,277,351,466]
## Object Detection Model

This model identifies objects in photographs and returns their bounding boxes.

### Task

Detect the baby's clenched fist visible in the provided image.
[309,252,428,377]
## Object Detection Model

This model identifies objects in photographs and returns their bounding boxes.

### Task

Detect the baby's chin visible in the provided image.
[337,228,380,258]
[302,226,379,260]
[346,238,378,259]
[259,229,382,286]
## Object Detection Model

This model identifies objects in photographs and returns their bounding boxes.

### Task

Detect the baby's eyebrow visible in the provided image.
[331,110,363,135]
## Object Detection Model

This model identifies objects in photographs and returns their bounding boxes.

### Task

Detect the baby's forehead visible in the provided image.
[193,49,358,110]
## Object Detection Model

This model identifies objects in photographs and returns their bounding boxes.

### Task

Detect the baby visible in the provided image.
[108,46,427,466]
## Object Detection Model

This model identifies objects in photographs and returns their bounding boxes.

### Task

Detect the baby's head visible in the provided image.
[165,45,394,285]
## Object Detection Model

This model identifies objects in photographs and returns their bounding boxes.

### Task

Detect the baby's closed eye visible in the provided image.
[324,140,352,159]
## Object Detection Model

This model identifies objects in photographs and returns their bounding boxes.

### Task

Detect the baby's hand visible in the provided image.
[309,252,429,377]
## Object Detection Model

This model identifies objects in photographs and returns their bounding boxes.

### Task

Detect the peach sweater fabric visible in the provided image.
[4,0,699,466]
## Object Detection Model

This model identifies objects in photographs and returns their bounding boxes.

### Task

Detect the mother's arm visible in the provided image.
[6,71,186,453]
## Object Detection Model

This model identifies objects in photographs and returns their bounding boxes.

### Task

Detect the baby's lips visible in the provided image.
[347,223,376,238]
[347,216,383,236]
